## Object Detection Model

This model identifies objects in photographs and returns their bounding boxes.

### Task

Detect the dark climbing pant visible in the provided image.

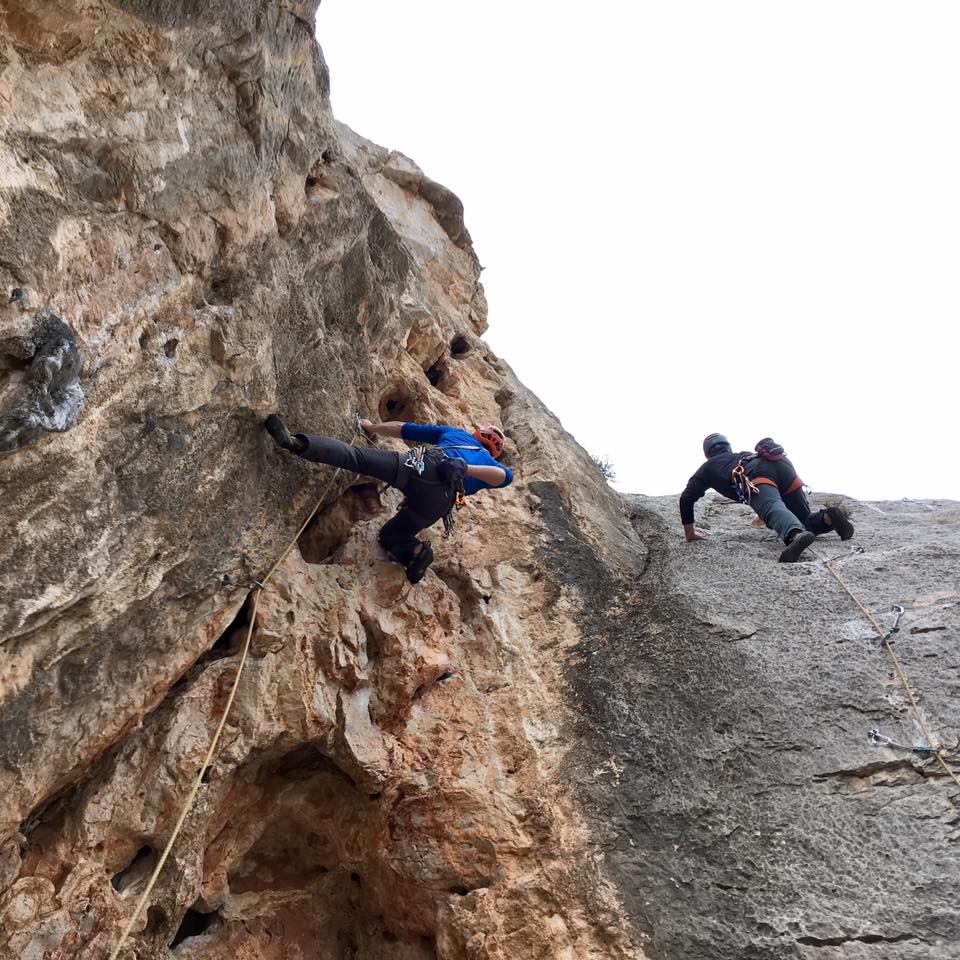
[745,456,832,544]
[295,434,455,566]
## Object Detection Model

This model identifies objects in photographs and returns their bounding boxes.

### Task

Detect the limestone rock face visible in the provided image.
[570,493,960,960]
[0,3,638,958]
[2,3,958,960]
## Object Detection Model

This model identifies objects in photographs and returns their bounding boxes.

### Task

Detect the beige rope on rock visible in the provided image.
[108,429,359,959]
[814,548,960,790]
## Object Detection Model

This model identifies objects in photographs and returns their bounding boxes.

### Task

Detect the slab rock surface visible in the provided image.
[1,3,958,960]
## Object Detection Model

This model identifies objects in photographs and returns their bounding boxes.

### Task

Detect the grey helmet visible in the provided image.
[702,433,731,458]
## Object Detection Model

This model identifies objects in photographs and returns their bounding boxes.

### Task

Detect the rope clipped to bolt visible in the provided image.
[813,547,960,789]
[108,416,367,960]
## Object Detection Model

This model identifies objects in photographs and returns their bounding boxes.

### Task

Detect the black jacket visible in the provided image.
[679,450,753,525]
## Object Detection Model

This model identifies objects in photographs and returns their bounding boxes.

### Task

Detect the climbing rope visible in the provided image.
[812,547,960,789]
[108,417,365,960]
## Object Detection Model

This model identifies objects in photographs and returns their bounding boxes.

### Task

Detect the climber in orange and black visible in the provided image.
[680,433,854,562]
[264,414,512,583]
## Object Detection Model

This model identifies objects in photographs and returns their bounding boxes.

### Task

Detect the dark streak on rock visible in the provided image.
[0,312,84,453]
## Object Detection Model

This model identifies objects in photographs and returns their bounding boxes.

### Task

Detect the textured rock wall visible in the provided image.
[566,493,960,959]
[3,3,959,960]
[0,3,641,958]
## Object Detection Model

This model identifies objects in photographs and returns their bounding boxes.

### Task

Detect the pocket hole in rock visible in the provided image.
[111,844,156,893]
[450,334,471,357]
[298,484,384,564]
[425,358,447,389]
[170,905,218,947]
[146,905,168,933]
[204,594,254,663]
[305,171,338,202]
[378,386,416,423]
[163,338,179,358]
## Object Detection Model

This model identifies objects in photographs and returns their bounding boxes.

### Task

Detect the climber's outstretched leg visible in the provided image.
[265,414,402,484]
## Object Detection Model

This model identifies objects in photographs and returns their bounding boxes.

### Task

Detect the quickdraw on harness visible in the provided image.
[404,445,428,476]
[437,444,478,538]
[731,458,760,505]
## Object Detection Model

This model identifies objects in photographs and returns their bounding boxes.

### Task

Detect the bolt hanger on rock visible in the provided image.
[868,728,938,755]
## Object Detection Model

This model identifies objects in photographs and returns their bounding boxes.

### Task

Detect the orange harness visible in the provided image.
[752,475,805,496]
[732,460,804,504]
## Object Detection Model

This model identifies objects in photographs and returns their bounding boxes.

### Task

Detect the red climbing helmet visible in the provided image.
[474,424,505,458]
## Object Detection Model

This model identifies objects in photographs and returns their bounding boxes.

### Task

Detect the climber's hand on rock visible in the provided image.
[359,418,376,437]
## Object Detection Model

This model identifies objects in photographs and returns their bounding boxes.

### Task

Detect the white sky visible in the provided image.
[316,2,959,501]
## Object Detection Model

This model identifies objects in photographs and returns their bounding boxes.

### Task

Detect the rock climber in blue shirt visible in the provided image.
[264,413,512,583]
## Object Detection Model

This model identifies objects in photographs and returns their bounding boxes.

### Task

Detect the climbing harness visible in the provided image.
[811,547,960,789]
[107,418,365,960]
[732,456,805,506]
[403,443,479,537]
[868,727,937,755]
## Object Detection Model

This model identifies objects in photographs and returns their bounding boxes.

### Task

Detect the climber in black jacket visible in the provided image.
[680,433,854,562]
[264,414,512,583]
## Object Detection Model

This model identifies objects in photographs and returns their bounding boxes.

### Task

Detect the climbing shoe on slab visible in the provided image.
[405,541,434,584]
[779,530,815,563]
[825,506,854,541]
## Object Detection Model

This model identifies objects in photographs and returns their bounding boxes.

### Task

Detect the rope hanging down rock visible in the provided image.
[813,548,960,790]
[108,417,367,960]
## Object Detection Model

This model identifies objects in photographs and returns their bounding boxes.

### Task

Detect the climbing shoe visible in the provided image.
[404,541,434,584]
[779,530,815,563]
[264,413,292,448]
[825,505,854,541]
[264,413,304,451]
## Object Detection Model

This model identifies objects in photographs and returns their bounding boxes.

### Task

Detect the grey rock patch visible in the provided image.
[561,490,960,960]
[0,312,84,452]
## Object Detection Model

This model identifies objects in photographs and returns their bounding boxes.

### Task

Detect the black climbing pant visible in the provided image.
[745,456,832,544]
[295,434,456,566]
